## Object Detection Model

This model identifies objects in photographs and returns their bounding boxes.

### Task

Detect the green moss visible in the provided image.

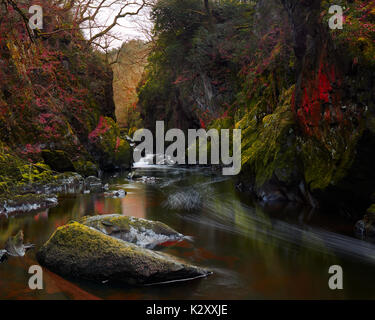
[43,222,139,258]
[301,120,363,191]
[91,117,132,169]
[41,150,75,173]
[73,160,98,177]
[37,221,209,285]
[237,85,297,186]
[78,214,179,237]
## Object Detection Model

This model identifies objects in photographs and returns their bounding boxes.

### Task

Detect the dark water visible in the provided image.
[1,160,375,300]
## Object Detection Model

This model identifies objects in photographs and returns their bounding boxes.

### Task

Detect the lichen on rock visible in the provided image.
[37,222,210,285]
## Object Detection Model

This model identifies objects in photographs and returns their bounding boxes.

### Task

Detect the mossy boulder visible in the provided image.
[41,150,75,173]
[78,214,184,248]
[37,222,210,285]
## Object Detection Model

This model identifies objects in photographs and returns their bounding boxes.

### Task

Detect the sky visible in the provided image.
[86,1,153,49]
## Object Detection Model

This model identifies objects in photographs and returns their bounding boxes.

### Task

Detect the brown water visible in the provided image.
[1,162,375,300]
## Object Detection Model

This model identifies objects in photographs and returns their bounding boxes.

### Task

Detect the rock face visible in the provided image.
[84,176,103,192]
[37,222,210,285]
[78,214,184,248]
[73,161,99,178]
[41,150,75,173]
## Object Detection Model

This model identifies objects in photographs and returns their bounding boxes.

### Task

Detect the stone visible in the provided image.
[37,222,211,285]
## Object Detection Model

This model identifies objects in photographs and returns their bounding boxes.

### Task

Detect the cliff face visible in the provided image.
[110,40,149,131]
[138,0,375,214]
[137,0,247,133]
[0,1,131,195]
[279,0,375,212]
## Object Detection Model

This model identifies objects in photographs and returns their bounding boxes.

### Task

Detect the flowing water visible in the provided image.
[1,157,375,300]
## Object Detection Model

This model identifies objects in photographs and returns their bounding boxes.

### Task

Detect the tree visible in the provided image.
[1,0,150,51]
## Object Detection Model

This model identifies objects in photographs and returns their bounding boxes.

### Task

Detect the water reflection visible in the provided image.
[1,162,375,299]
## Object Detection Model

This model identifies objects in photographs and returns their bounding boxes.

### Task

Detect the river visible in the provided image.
[1,157,375,299]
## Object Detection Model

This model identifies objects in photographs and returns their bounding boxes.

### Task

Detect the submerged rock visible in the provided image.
[37,222,211,285]
[104,190,126,199]
[137,176,159,184]
[78,214,184,248]
[164,189,202,211]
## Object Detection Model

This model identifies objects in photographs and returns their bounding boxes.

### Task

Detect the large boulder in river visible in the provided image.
[77,214,184,248]
[36,222,210,285]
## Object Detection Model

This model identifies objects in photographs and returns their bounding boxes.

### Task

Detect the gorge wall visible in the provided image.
[0,0,132,198]
[137,0,375,216]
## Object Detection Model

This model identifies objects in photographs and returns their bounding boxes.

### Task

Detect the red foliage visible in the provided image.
[294,54,344,136]
[88,116,110,142]
[199,118,206,129]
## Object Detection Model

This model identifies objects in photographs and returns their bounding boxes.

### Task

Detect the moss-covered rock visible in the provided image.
[37,222,210,285]
[238,86,297,187]
[41,150,75,173]
[73,160,99,177]
[89,117,132,170]
[77,214,184,248]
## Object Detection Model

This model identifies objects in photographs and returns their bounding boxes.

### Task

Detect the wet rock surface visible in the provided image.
[0,249,6,262]
[1,230,35,262]
[0,194,58,216]
[37,222,211,285]
[77,214,184,248]
[355,211,375,242]
[84,176,103,192]
[0,172,114,217]
[5,230,27,257]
